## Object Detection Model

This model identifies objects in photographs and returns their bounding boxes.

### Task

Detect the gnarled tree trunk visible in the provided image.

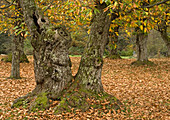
[21,0,72,98]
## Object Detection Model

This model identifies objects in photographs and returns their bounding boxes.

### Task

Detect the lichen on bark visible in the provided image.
[75,2,111,93]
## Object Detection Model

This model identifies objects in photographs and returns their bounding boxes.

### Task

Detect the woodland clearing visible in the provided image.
[0,55,169,119]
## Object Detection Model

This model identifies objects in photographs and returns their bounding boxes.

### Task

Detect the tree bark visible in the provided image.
[136,32,148,61]
[131,30,155,65]
[158,21,170,57]
[75,3,111,93]
[19,0,72,99]
[11,35,22,79]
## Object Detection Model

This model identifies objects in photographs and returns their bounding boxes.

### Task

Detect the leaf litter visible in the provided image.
[0,55,169,119]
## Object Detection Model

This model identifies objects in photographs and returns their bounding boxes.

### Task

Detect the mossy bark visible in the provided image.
[20,0,72,98]
[75,3,111,93]
[12,0,72,110]
[54,79,123,114]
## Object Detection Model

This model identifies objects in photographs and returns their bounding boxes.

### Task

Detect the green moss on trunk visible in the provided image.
[11,98,25,108]
[54,80,123,114]
[29,92,49,112]
[12,80,123,114]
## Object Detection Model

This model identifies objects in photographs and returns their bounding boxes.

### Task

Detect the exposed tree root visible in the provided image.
[54,80,124,114]
[12,80,124,114]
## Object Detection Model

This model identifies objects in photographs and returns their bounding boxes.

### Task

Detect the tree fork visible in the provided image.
[12,0,124,113]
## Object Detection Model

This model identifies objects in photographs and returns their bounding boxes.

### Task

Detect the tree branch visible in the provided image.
[43,0,54,13]
[143,0,170,8]
[0,0,15,9]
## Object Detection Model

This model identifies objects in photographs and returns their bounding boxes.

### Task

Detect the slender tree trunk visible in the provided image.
[75,3,111,93]
[10,1,28,78]
[136,32,148,61]
[11,35,21,79]
[11,34,28,78]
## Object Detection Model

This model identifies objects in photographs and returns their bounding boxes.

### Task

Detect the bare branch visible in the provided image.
[3,0,11,4]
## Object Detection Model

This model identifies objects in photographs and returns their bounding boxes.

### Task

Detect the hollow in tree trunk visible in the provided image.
[12,0,72,110]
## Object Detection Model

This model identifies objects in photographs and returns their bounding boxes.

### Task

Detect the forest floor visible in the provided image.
[0,55,169,119]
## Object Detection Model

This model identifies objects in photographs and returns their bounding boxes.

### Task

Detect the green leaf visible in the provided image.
[16,30,22,35]
[13,26,19,30]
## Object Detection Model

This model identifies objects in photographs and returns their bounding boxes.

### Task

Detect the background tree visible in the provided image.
[0,0,29,79]
[0,32,12,54]
[157,22,170,57]
[154,4,170,57]
[147,29,168,58]
[105,26,121,59]
[106,0,170,65]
